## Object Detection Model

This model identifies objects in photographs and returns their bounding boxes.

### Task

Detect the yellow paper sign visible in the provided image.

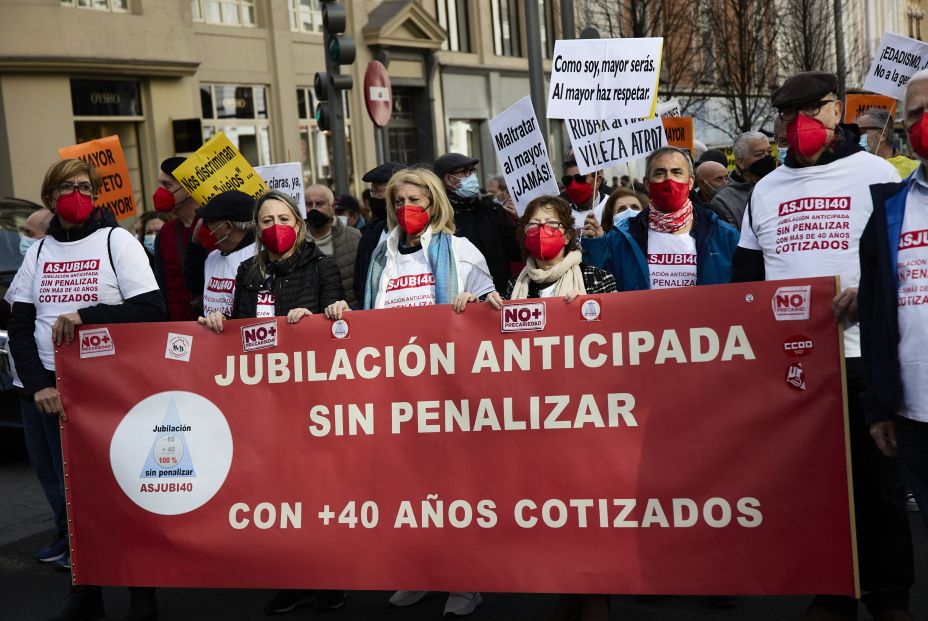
[661,116,694,153]
[171,133,268,206]
[59,135,137,221]
[844,94,897,124]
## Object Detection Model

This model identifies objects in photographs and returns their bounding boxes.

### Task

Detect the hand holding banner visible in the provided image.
[171,133,268,206]
[547,38,663,120]
[59,135,136,221]
[488,96,559,214]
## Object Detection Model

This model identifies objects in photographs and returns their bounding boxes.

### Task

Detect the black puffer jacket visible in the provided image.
[232,239,344,318]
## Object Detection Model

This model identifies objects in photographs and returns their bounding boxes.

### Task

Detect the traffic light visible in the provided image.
[314,1,356,193]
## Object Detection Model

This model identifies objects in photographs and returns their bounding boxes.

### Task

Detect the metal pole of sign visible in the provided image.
[374,126,385,165]
[524,0,548,141]
[560,0,575,40]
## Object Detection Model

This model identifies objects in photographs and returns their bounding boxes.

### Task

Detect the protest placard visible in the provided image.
[59,278,856,596]
[488,96,559,214]
[255,162,306,217]
[59,135,136,221]
[171,133,268,206]
[843,94,897,124]
[662,117,695,153]
[547,38,663,120]
[566,117,666,175]
[657,99,681,117]
[862,32,928,99]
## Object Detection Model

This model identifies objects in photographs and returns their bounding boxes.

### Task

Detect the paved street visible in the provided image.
[2,429,927,621]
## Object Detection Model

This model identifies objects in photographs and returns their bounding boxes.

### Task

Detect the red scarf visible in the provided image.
[648,199,693,234]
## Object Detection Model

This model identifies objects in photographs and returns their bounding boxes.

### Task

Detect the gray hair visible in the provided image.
[645,146,694,178]
[733,131,769,159]
[489,175,507,191]
[305,184,334,206]
[861,106,891,130]
[230,220,253,231]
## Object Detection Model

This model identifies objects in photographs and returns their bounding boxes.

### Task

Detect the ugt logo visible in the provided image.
[501,301,546,333]
[241,320,278,353]
[79,327,115,359]
[771,285,811,321]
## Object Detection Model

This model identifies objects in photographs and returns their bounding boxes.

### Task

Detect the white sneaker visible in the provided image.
[389,590,430,607]
[443,592,483,616]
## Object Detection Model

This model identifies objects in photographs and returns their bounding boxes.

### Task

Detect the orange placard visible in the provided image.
[59,135,136,221]
[661,116,694,153]
[844,94,897,124]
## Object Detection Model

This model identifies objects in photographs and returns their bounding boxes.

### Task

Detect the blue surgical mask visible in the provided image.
[777,146,788,165]
[19,235,37,257]
[143,234,157,254]
[456,174,481,199]
[613,209,638,228]
[858,133,870,153]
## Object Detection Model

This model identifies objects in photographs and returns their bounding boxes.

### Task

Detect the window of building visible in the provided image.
[200,84,270,165]
[60,0,129,11]
[297,87,325,185]
[192,0,255,27]
[289,0,322,33]
[491,0,521,57]
[436,0,471,53]
[447,119,483,168]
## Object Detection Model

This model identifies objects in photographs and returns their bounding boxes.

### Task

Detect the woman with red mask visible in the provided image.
[198,190,344,335]
[582,147,739,291]
[8,158,165,621]
[487,195,615,310]
[324,167,493,618]
[325,167,495,316]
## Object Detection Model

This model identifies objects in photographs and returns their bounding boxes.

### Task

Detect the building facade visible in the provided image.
[0,0,567,219]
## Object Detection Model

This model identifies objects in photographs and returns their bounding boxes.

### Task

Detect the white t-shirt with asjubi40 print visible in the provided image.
[14,227,158,370]
[739,150,900,357]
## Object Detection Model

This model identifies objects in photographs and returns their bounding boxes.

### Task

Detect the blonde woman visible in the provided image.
[199,190,343,335]
[324,167,492,617]
[325,167,495,316]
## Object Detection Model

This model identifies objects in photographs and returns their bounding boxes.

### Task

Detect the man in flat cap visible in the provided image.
[183,190,257,318]
[733,71,912,621]
[434,152,520,294]
[353,162,406,304]
[151,156,201,320]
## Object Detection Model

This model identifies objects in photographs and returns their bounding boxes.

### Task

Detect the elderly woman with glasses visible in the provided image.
[487,195,616,307]
[7,157,165,620]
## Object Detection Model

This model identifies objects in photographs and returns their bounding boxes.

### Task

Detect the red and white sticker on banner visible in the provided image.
[57,277,856,596]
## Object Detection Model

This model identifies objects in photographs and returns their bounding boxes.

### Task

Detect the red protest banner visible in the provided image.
[59,135,137,221]
[57,277,856,596]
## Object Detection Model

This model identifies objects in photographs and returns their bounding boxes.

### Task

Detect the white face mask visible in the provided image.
[337,215,349,227]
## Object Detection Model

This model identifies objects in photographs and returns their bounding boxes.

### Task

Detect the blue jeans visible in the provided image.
[20,397,67,535]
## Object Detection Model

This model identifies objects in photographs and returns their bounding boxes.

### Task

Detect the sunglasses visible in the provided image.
[562,174,589,186]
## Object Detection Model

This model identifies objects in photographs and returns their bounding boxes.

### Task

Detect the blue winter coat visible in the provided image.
[583,206,740,291]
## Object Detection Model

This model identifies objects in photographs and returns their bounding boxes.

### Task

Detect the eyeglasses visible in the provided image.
[562,174,588,186]
[369,186,386,198]
[525,221,564,233]
[56,181,94,196]
[449,167,477,177]
[777,99,837,122]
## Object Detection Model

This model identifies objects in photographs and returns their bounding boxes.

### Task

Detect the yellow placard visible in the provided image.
[171,133,268,206]
[844,94,897,124]
[661,116,694,153]
[59,135,137,221]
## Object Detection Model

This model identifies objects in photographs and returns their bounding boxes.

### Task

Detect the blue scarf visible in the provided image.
[365,231,458,309]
